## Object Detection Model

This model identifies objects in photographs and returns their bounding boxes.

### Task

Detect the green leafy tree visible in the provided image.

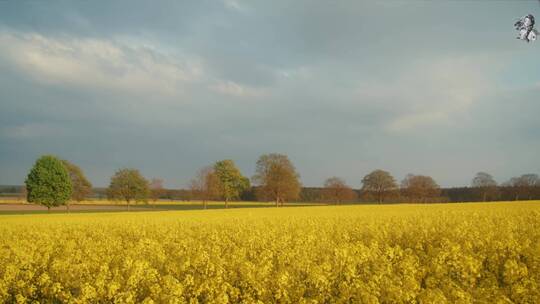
[107,168,149,211]
[61,160,93,211]
[361,169,397,203]
[25,155,73,212]
[213,160,250,208]
[252,153,301,207]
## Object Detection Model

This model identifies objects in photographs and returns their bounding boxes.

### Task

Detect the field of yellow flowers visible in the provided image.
[0,202,539,303]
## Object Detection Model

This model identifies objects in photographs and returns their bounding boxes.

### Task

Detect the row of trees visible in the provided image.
[189,154,300,207]
[187,160,540,205]
[188,160,250,209]
[24,153,302,210]
[24,154,540,210]
[471,172,540,201]
[320,170,440,204]
[322,171,540,204]
[24,156,168,211]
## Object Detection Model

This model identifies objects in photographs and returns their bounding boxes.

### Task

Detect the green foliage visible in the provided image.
[25,155,73,209]
[107,168,149,209]
[213,160,249,203]
[61,160,92,202]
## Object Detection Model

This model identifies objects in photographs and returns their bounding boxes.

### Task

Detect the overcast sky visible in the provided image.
[1,1,539,188]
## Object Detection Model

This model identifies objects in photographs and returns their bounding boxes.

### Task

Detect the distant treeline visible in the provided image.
[2,185,539,203]
[7,154,540,206]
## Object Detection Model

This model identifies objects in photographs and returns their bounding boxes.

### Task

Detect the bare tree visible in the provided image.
[252,153,301,207]
[520,174,540,200]
[149,178,165,207]
[503,177,520,201]
[61,160,93,212]
[505,174,540,200]
[190,166,221,209]
[471,172,498,201]
[401,174,440,203]
[322,177,357,204]
[361,170,397,203]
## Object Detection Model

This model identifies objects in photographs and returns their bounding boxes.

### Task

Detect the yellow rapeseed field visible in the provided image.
[0,202,539,303]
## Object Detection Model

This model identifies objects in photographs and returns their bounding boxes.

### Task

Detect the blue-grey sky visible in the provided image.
[1,1,539,188]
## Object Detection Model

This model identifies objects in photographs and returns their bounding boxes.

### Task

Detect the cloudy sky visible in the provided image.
[1,1,539,188]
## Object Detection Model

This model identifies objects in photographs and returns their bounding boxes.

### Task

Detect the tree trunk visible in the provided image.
[67,202,70,214]
[127,200,130,211]
[483,192,487,202]
[47,206,50,213]
[225,198,229,209]
[275,197,279,207]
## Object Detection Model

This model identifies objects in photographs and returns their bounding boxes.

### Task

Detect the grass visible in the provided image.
[1,198,538,215]
[0,199,321,215]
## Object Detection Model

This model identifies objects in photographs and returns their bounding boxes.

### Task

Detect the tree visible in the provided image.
[61,160,92,212]
[300,187,323,202]
[149,178,165,207]
[25,155,73,212]
[361,169,397,203]
[321,177,357,204]
[471,172,498,201]
[252,153,301,207]
[519,174,540,200]
[503,177,520,201]
[107,168,149,211]
[190,166,221,209]
[401,174,440,203]
[505,174,540,200]
[213,160,250,208]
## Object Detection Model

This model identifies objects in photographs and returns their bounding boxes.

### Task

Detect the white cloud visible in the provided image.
[0,30,204,98]
[357,57,494,133]
[210,80,267,98]
[275,66,312,81]
[1,123,67,139]
[223,0,246,12]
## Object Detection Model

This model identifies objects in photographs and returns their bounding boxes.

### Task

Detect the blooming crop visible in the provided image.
[0,202,539,303]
